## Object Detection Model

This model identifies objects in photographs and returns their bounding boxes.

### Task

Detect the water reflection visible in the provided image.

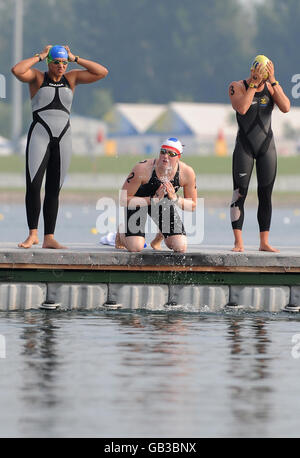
[226,316,273,436]
[4,310,297,438]
[105,312,196,417]
[19,312,62,435]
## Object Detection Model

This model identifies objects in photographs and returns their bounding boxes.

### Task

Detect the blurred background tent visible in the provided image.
[147,102,236,156]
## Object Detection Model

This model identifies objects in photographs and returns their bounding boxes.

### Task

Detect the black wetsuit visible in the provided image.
[25,72,73,235]
[231,80,276,232]
[126,162,186,238]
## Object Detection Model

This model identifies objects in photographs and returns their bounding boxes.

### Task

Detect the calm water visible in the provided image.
[0,202,300,247]
[0,311,300,438]
[1,204,300,437]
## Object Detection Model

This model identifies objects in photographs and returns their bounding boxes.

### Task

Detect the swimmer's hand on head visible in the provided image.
[63,45,76,63]
[265,60,276,84]
[249,63,265,87]
[39,45,53,61]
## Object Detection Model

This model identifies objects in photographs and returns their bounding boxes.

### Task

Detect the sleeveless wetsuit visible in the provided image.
[231,80,276,232]
[126,161,186,238]
[25,72,73,235]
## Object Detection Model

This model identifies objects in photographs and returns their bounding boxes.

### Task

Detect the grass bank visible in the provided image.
[1,154,300,175]
[1,188,300,207]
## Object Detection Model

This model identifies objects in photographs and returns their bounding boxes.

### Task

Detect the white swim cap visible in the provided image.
[160,137,183,156]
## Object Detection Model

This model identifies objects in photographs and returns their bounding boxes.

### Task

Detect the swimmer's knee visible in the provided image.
[127,246,143,252]
[173,246,186,253]
[125,237,145,252]
[165,235,187,253]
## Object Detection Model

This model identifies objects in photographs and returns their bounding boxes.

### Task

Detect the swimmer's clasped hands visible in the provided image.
[152,184,165,204]
[163,181,177,201]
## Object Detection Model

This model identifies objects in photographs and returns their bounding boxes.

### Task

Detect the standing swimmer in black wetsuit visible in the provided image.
[11,45,108,249]
[116,138,197,253]
[229,55,290,252]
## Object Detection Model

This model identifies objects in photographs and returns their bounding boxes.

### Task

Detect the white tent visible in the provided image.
[103,101,300,156]
[167,102,237,138]
[106,103,166,136]
[147,101,300,155]
[147,102,237,155]
[104,103,167,155]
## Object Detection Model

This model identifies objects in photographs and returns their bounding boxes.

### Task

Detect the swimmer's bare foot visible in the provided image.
[42,235,67,249]
[259,244,279,253]
[150,232,164,251]
[232,229,244,252]
[232,244,244,252]
[259,231,279,253]
[115,231,125,249]
[18,236,39,249]
[18,230,39,249]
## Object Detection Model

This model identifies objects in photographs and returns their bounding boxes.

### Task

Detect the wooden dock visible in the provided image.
[0,243,300,312]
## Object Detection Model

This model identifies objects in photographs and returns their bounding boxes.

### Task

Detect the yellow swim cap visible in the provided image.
[251,55,269,79]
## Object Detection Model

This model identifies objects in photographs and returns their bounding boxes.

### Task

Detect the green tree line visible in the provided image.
[0,0,298,137]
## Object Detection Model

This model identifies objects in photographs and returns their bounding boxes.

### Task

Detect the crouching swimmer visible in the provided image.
[116,138,197,253]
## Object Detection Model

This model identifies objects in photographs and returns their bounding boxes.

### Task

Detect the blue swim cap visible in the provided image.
[47,45,68,64]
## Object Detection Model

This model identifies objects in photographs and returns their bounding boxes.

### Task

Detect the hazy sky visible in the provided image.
[239,0,263,4]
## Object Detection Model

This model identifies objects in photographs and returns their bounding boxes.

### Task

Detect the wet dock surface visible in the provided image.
[1,243,300,312]
[1,242,300,271]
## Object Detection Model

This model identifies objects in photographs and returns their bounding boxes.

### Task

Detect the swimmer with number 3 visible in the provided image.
[229,55,290,252]
[11,45,108,249]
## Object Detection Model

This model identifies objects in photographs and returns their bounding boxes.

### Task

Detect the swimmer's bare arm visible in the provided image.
[266,61,290,113]
[229,81,258,115]
[229,64,265,115]
[11,45,51,86]
[64,46,108,86]
[120,161,164,208]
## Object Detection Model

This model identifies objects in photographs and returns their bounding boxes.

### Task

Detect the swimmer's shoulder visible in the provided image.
[229,79,247,96]
[178,160,196,187]
[127,158,155,183]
